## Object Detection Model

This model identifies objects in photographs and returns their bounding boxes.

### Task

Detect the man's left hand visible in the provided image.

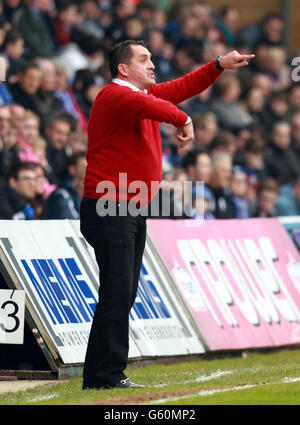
[177,121,194,154]
[219,51,255,70]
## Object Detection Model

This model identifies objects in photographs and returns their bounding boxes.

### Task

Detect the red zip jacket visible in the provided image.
[83,60,223,205]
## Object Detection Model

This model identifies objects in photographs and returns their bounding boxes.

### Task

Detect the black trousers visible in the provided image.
[80,198,147,388]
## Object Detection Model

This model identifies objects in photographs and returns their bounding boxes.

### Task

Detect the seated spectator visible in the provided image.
[191,183,215,220]
[44,111,72,185]
[0,161,37,219]
[13,0,55,58]
[275,177,300,217]
[33,161,57,217]
[8,61,41,112]
[17,109,40,163]
[244,86,265,127]
[236,12,284,49]
[264,121,299,185]
[54,0,81,47]
[35,58,63,128]
[210,73,252,132]
[210,130,237,159]
[230,165,250,218]
[9,103,25,131]
[0,117,20,179]
[46,151,86,219]
[287,85,300,118]
[291,112,300,165]
[261,90,289,131]
[194,112,218,148]
[251,177,279,217]
[75,73,103,118]
[3,28,25,83]
[0,105,12,139]
[53,61,88,134]
[182,148,212,187]
[77,0,106,41]
[209,152,235,219]
[216,6,240,46]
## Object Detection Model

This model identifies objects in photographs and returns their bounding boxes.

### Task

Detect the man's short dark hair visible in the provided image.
[3,29,24,48]
[45,111,75,131]
[67,151,86,168]
[109,40,148,78]
[7,161,37,181]
[19,61,40,75]
[182,148,209,170]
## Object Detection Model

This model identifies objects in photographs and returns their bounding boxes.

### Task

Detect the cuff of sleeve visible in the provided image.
[184,116,192,126]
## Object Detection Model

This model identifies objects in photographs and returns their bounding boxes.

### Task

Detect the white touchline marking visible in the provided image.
[153,369,234,388]
[27,393,58,403]
[283,377,300,383]
[147,377,300,405]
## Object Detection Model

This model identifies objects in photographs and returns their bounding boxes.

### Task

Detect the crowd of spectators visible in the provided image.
[0,0,299,220]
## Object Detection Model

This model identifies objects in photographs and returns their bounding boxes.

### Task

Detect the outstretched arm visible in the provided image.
[148,51,255,105]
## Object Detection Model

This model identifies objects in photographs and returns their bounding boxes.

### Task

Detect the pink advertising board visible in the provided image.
[147,218,300,350]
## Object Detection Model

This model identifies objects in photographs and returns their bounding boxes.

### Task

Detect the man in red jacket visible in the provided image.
[80,40,254,390]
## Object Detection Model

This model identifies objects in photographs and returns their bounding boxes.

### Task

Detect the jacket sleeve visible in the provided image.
[148,60,223,105]
[108,88,189,127]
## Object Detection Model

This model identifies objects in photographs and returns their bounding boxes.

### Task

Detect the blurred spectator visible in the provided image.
[230,165,250,218]
[210,73,252,132]
[8,61,41,111]
[17,109,40,162]
[182,148,212,186]
[251,177,279,217]
[287,85,300,118]
[0,114,20,179]
[209,152,235,219]
[261,90,289,131]
[75,73,103,118]
[0,104,11,138]
[216,6,240,46]
[3,0,22,23]
[35,58,63,127]
[2,28,25,83]
[264,121,299,185]
[291,112,300,165]
[191,183,215,220]
[53,61,88,134]
[44,111,72,185]
[236,12,284,48]
[244,86,265,127]
[194,112,218,148]
[0,161,37,219]
[210,130,237,158]
[78,0,106,41]
[275,177,300,217]
[46,150,86,219]
[54,0,81,47]
[13,0,55,58]
[31,162,50,218]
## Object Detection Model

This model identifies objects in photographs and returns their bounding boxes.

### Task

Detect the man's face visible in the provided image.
[259,190,277,213]
[212,160,232,189]
[195,153,212,182]
[46,120,71,150]
[19,67,42,94]
[9,169,37,199]
[272,123,291,149]
[119,44,156,90]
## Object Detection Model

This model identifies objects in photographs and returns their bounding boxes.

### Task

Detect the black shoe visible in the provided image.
[114,377,146,389]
